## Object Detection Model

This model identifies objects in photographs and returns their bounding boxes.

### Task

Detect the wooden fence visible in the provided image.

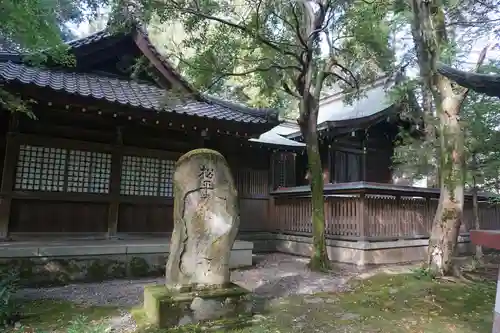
[271,182,500,240]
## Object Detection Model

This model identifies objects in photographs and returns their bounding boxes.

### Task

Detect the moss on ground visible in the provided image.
[5,299,120,333]
[8,272,497,333]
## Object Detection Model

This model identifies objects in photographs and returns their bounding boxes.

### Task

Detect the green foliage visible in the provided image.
[411,266,435,281]
[0,268,20,327]
[139,0,395,112]
[13,315,107,333]
[0,0,106,114]
[461,61,500,193]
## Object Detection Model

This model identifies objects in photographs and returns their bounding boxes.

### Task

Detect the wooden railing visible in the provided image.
[271,182,500,241]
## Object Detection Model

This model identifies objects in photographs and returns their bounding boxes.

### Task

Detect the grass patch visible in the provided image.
[7,272,497,333]
[234,272,497,333]
[6,299,120,332]
[333,273,496,332]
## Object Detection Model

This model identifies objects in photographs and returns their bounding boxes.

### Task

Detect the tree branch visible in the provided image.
[457,44,489,110]
[290,4,308,48]
[447,18,500,27]
[159,0,304,64]
[282,81,302,99]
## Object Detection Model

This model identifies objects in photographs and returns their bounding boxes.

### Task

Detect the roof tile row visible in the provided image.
[0,61,270,124]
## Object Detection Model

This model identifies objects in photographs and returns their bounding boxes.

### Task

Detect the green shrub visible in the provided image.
[411,266,435,280]
[0,268,20,326]
[66,316,107,333]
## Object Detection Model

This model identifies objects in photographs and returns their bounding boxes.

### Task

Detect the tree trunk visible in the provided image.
[409,0,465,277]
[471,156,483,261]
[298,99,330,272]
[305,121,330,271]
[427,96,465,276]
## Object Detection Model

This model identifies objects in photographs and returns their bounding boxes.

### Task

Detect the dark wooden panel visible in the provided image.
[118,203,173,233]
[366,148,392,183]
[239,198,269,231]
[9,199,108,232]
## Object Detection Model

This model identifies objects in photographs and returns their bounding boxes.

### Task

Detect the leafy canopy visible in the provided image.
[132,0,395,112]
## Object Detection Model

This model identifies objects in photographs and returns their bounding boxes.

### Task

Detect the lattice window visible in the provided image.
[158,159,175,197]
[120,155,175,197]
[15,145,67,191]
[67,150,112,193]
[272,152,296,189]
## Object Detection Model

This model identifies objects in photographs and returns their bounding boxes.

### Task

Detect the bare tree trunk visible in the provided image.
[299,99,330,271]
[409,0,467,276]
[471,155,483,261]
[427,96,464,276]
[305,119,329,271]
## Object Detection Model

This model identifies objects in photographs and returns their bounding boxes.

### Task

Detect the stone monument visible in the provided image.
[143,149,252,328]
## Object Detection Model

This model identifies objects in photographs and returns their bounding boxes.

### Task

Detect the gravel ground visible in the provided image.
[15,254,360,307]
[13,253,369,332]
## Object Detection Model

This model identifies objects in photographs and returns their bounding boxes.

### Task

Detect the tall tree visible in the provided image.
[405,0,496,276]
[118,0,394,270]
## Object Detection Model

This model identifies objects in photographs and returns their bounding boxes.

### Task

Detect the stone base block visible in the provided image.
[143,283,252,328]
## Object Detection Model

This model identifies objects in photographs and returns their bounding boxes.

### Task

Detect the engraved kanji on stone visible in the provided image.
[199,165,215,198]
[199,165,215,179]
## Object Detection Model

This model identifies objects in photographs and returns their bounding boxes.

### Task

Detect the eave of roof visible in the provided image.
[437,63,500,98]
[0,61,272,124]
[285,78,397,139]
[64,26,279,122]
[249,129,305,149]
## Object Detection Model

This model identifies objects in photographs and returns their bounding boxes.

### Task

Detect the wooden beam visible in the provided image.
[13,84,270,136]
[0,114,19,240]
[107,127,123,238]
[133,32,192,93]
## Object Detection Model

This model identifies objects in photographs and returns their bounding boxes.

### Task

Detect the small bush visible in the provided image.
[67,316,107,333]
[0,268,20,326]
[411,266,435,280]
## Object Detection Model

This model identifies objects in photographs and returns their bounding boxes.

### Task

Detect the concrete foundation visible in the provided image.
[267,233,472,266]
[0,239,253,286]
[0,232,474,286]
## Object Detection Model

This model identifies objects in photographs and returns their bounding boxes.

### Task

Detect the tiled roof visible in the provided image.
[66,30,114,49]
[0,61,272,123]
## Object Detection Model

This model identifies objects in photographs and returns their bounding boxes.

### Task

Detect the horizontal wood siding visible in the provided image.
[10,199,108,233]
[117,203,173,233]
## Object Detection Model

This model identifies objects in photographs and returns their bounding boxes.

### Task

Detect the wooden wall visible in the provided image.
[1,114,272,238]
[273,191,500,240]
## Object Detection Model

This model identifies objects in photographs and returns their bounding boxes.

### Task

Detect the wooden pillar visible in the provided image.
[268,152,276,232]
[362,131,368,181]
[358,193,368,240]
[107,127,123,238]
[0,114,19,240]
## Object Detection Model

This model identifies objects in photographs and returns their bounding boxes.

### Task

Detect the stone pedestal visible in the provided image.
[143,283,253,328]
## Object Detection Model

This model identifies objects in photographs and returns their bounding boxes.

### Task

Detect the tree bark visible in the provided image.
[305,118,329,271]
[299,98,330,271]
[409,0,465,276]
[471,155,483,261]
[427,93,464,276]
